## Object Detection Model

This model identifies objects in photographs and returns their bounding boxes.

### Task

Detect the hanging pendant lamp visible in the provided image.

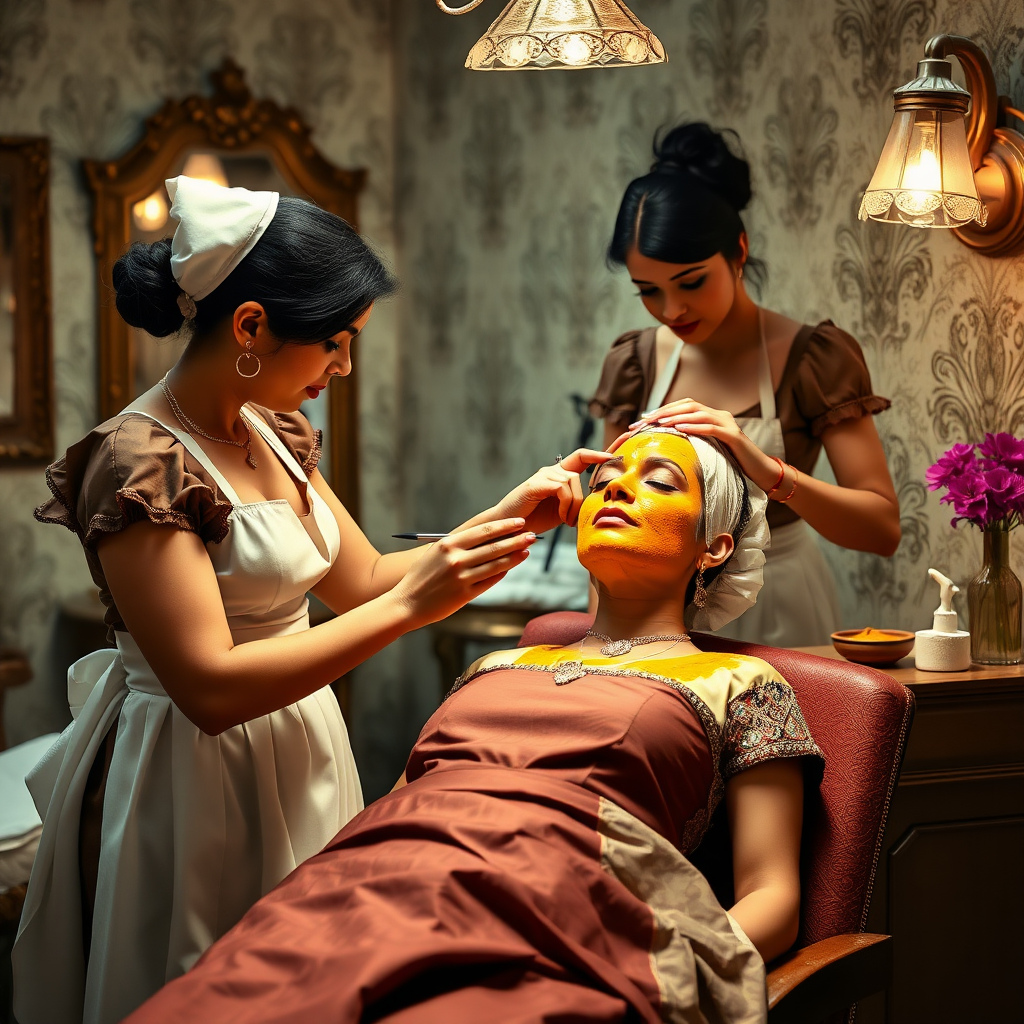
[436,0,667,71]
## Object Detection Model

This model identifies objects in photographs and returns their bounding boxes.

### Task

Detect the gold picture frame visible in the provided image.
[0,137,53,464]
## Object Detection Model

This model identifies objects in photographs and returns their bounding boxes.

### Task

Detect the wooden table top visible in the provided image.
[794,645,1024,698]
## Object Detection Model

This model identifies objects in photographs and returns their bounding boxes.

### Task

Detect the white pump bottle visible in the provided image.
[914,568,972,672]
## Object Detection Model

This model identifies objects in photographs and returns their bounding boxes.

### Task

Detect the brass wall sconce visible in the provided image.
[435,0,666,71]
[861,34,1024,257]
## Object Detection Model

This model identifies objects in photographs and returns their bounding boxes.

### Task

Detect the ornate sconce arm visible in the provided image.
[435,0,488,13]
[924,33,998,169]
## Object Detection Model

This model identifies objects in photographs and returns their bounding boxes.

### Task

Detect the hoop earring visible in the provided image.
[236,339,261,378]
[694,565,707,608]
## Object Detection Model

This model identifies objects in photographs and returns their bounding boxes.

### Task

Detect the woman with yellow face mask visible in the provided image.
[125,428,819,1024]
[591,122,901,647]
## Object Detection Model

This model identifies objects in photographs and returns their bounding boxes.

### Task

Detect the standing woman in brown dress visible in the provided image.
[590,122,901,646]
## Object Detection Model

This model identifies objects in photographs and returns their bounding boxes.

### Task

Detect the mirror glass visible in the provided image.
[128,150,333,479]
[0,166,14,419]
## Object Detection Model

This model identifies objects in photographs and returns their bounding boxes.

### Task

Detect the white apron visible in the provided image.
[14,408,363,1024]
[644,314,841,648]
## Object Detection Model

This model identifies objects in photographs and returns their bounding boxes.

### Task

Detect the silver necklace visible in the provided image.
[585,628,691,658]
[159,376,257,470]
[552,633,687,686]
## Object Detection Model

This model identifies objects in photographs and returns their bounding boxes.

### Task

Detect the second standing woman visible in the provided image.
[590,122,900,646]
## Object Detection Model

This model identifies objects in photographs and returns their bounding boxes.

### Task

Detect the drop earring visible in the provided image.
[694,565,707,608]
[236,338,261,378]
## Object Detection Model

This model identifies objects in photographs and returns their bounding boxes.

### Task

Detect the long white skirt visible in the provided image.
[14,633,362,1024]
[717,519,842,648]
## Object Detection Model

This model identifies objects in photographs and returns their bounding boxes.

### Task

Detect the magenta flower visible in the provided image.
[942,468,991,528]
[929,435,1024,531]
[978,432,1024,472]
[926,443,976,491]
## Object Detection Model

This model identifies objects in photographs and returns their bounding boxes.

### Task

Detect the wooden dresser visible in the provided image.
[796,648,1024,1024]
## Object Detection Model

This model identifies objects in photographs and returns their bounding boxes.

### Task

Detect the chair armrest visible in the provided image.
[766,933,891,1024]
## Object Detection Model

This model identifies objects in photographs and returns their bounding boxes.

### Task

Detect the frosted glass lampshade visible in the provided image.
[465,0,666,71]
[860,58,986,228]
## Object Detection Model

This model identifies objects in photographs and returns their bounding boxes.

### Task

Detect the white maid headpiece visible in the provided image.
[166,175,280,317]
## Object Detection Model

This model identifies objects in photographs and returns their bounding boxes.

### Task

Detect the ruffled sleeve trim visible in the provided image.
[251,406,323,477]
[588,330,652,426]
[810,395,891,437]
[33,414,233,549]
[794,322,890,439]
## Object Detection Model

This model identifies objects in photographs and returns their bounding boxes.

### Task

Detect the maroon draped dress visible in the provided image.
[126,650,822,1024]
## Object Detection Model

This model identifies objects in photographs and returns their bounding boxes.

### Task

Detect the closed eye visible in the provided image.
[679,276,706,291]
[646,480,676,492]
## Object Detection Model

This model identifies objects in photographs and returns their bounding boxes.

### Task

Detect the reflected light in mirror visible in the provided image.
[182,153,229,187]
[132,190,169,232]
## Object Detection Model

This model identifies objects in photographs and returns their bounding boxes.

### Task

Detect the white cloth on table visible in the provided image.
[14,407,362,1024]
[0,733,60,892]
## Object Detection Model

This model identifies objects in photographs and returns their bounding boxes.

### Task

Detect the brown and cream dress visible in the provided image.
[124,647,824,1024]
[14,404,362,1024]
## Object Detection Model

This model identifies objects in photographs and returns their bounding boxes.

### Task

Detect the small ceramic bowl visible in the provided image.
[830,629,916,667]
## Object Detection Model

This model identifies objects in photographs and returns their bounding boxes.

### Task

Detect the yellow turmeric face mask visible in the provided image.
[577,432,703,586]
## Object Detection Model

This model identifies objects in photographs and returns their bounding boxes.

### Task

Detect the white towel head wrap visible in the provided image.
[166,175,279,303]
[630,426,770,631]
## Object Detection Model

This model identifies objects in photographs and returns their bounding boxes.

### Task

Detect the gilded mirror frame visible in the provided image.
[84,60,366,515]
[0,137,53,464]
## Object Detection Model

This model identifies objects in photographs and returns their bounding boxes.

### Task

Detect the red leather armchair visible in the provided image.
[518,612,915,1024]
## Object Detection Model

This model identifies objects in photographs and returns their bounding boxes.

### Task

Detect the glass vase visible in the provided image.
[968,528,1023,665]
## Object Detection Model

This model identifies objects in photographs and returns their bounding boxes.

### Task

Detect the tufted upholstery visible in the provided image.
[517,611,915,949]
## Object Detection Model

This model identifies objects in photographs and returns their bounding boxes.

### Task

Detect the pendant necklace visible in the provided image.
[160,376,257,470]
[552,631,689,686]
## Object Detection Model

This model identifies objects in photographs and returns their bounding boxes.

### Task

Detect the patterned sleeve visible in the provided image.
[722,674,825,781]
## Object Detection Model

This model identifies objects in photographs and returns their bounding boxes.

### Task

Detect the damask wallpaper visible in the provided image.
[4,0,1024,798]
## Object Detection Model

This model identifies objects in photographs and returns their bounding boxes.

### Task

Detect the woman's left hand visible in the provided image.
[613,399,780,493]
[493,448,615,535]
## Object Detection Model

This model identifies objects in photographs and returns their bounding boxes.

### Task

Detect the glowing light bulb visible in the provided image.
[132,190,169,232]
[903,147,942,192]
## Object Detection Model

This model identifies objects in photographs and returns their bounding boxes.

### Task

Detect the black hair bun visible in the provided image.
[652,122,752,213]
[112,238,185,337]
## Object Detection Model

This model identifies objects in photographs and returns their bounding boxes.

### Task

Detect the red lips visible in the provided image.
[593,507,637,527]
[669,319,701,337]
[305,385,325,399]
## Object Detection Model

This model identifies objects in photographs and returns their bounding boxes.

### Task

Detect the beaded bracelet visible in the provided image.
[775,467,799,503]
[766,456,787,495]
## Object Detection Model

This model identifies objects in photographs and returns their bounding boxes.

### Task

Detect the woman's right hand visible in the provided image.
[392,517,536,628]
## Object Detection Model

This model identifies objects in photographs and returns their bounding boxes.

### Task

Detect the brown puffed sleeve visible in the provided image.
[252,406,322,477]
[34,414,233,549]
[794,322,891,437]
[588,330,651,427]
